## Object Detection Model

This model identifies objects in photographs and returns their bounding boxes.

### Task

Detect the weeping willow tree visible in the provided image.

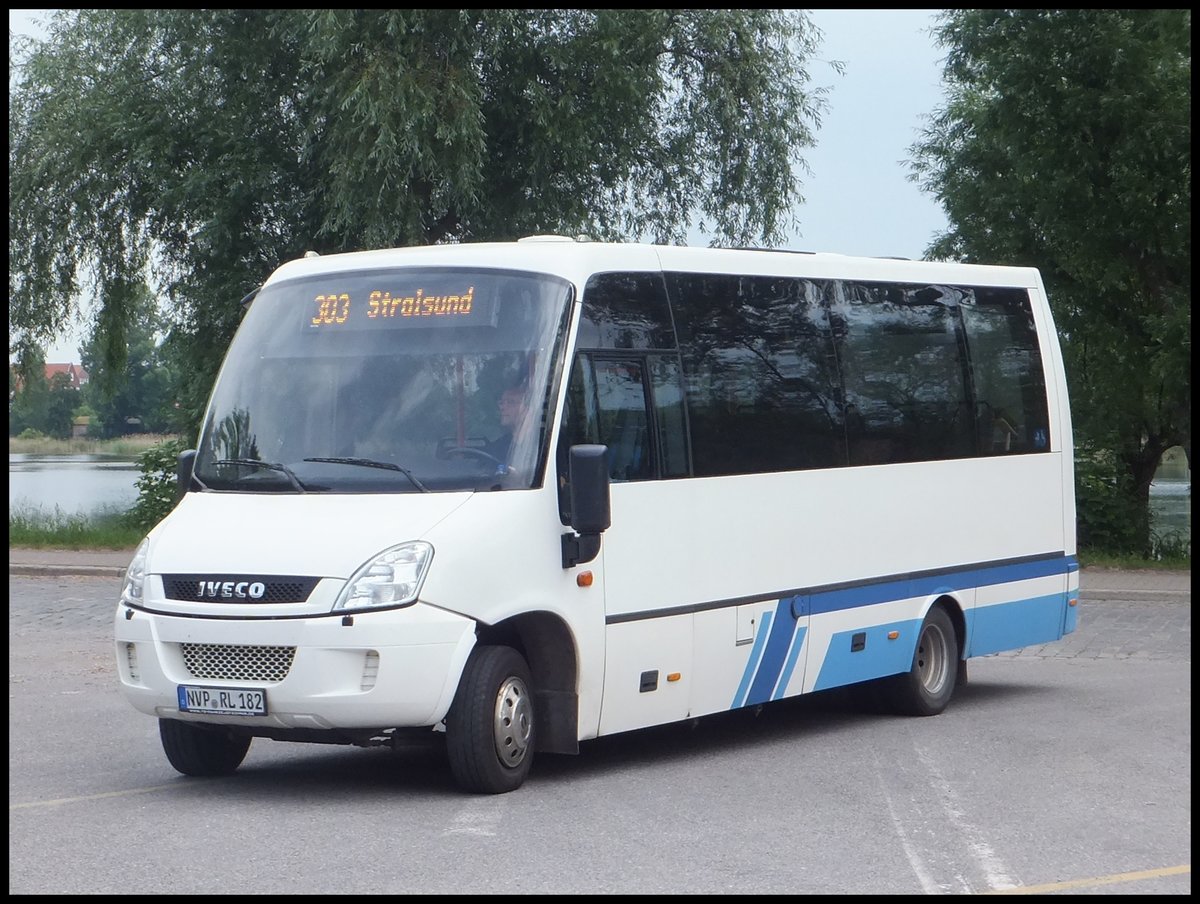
[10,9,838,433]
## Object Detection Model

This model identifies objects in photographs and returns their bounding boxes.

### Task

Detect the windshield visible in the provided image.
[194,266,573,494]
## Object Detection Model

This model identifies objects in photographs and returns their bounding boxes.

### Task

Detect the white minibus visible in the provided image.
[115,237,1079,793]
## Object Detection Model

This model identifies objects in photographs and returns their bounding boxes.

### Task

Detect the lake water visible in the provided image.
[7,455,1192,543]
[9,454,142,518]
[1149,477,1191,540]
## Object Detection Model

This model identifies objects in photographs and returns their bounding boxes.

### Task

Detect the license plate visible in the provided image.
[177,684,267,716]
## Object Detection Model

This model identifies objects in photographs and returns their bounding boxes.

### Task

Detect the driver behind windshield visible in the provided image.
[483,381,533,471]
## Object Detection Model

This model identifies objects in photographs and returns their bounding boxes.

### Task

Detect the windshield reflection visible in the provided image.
[194,267,573,494]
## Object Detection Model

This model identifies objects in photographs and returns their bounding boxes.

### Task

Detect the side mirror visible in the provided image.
[562,444,610,568]
[569,444,611,534]
[176,449,197,501]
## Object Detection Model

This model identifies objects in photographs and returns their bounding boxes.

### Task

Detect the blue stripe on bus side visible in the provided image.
[745,598,800,706]
[731,610,774,709]
[809,555,1074,615]
[814,619,918,691]
[968,591,1071,656]
[772,623,808,702]
[724,557,1076,711]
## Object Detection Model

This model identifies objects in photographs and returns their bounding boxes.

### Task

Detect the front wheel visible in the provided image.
[446,645,535,794]
[159,719,251,776]
[883,605,959,716]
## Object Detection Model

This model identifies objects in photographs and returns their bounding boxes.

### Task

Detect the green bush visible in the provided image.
[1151,528,1191,562]
[124,436,189,534]
[17,427,44,440]
[1074,444,1149,554]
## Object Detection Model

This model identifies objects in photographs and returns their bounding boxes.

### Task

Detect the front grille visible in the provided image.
[163,575,320,604]
[180,643,296,682]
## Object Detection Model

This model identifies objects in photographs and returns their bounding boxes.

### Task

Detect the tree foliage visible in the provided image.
[10,9,835,433]
[909,9,1190,554]
[79,284,181,437]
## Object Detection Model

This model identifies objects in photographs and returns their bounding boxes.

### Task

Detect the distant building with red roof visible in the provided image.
[9,362,90,394]
[44,362,90,388]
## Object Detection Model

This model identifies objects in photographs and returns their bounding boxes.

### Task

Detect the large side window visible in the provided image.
[670,273,846,477]
[829,282,975,465]
[960,287,1051,454]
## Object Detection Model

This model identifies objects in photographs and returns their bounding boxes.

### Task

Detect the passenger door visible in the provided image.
[558,348,694,736]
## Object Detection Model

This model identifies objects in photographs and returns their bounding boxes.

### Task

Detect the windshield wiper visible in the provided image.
[215,458,309,493]
[303,457,429,493]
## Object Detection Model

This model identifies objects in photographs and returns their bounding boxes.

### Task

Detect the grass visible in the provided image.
[9,433,180,458]
[9,503,147,550]
[1076,548,1191,571]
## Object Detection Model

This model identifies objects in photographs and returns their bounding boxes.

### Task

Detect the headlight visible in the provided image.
[333,541,434,612]
[120,537,150,604]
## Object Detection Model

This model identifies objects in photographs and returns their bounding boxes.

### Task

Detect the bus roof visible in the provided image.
[265,236,1044,291]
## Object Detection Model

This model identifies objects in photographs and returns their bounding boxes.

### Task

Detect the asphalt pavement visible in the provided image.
[7,546,1190,600]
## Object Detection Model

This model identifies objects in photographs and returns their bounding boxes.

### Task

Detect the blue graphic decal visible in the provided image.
[771,625,807,701]
[745,599,800,706]
[729,599,811,709]
[813,619,917,691]
[969,591,1070,656]
[809,555,1076,615]
[731,610,773,709]
[718,556,1077,711]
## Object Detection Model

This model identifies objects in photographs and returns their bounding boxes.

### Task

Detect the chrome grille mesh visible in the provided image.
[180,643,296,682]
[163,575,320,603]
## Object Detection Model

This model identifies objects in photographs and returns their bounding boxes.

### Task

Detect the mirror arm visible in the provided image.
[561,531,602,569]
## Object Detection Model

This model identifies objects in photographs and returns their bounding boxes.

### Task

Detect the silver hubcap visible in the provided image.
[492,676,532,768]
[915,621,950,694]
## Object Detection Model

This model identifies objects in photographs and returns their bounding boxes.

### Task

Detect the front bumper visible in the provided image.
[114,600,477,730]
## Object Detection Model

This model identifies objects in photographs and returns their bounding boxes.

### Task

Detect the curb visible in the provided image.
[1079,588,1190,601]
[9,564,127,578]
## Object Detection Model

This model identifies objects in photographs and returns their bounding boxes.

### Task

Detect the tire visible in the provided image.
[159,719,252,776]
[446,645,535,794]
[883,605,959,717]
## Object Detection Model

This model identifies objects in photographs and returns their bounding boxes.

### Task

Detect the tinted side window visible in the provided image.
[960,287,1051,453]
[555,351,687,520]
[670,273,846,477]
[577,272,675,350]
[829,282,974,465]
[648,355,689,478]
[593,358,652,481]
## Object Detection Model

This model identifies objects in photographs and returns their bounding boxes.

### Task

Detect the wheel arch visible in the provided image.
[927,593,966,660]
[476,610,580,754]
[926,592,968,688]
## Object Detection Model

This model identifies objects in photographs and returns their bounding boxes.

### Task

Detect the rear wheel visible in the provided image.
[159,719,251,776]
[446,645,535,794]
[883,605,959,716]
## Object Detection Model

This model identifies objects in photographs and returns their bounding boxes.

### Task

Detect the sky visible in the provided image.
[9,8,950,363]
